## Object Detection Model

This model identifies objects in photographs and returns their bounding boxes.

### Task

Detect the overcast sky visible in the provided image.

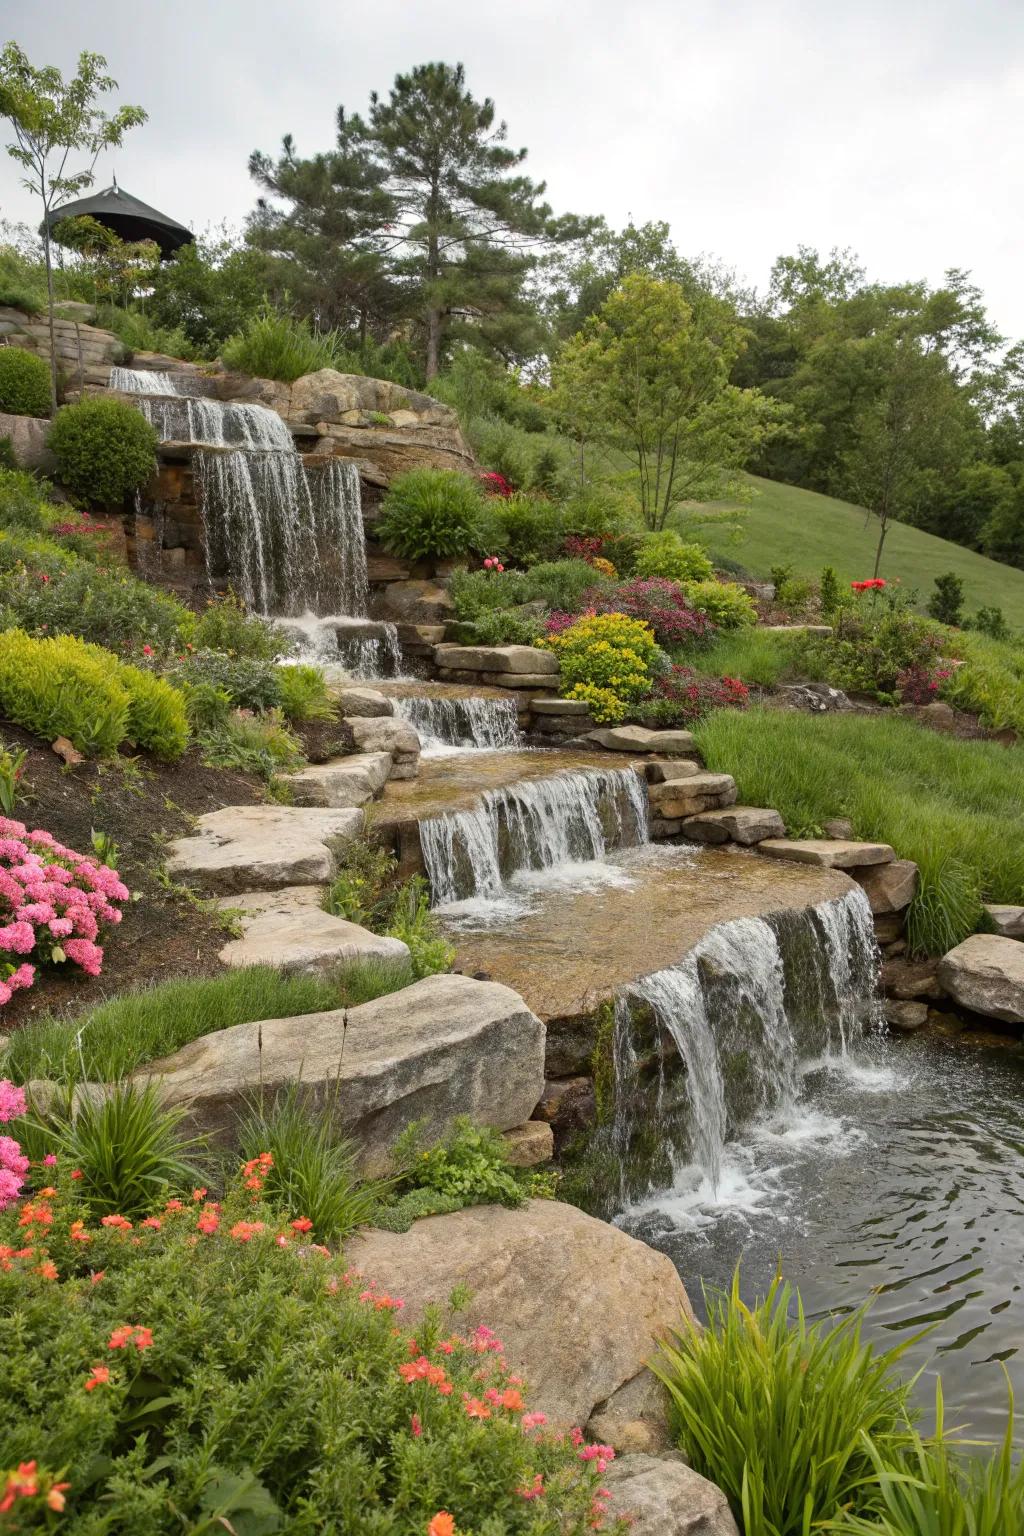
[1,0,1022,339]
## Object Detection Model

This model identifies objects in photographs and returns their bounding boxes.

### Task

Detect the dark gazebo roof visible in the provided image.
[45,180,194,258]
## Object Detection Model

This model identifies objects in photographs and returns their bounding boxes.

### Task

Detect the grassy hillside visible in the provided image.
[699,475,1024,628]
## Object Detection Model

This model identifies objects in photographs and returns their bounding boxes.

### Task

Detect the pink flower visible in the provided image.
[521,1412,547,1430]
[142,645,154,657]
[410,1413,422,1438]
[0,1083,27,1122]
[43,1154,57,1166]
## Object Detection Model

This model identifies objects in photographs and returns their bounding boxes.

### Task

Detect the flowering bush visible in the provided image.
[537,612,659,724]
[797,611,948,702]
[0,1152,627,1533]
[898,661,955,704]
[0,818,128,1003]
[647,665,751,725]
[478,469,514,497]
[583,577,715,649]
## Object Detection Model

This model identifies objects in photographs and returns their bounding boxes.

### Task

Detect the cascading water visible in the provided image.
[195,452,367,616]
[130,395,295,451]
[336,625,404,680]
[608,886,880,1207]
[420,766,648,907]
[116,366,371,622]
[392,695,523,751]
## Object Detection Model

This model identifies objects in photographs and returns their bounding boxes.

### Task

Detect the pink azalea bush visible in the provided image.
[0,817,128,1004]
[0,1080,28,1209]
[584,576,716,648]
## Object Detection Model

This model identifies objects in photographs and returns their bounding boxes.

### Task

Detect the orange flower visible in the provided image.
[290,1217,313,1233]
[37,1186,58,1199]
[133,1327,153,1351]
[47,1482,70,1511]
[500,1388,524,1413]
[36,1260,58,1281]
[108,1326,134,1350]
[196,1211,219,1235]
[69,1219,92,1244]
[192,1188,208,1201]
[100,1214,132,1231]
[141,1217,161,1230]
[84,1365,110,1391]
[427,1515,455,1536]
[230,1220,265,1242]
[462,1396,491,1420]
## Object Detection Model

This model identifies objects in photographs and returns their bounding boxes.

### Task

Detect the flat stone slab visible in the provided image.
[938,934,1024,1023]
[645,759,702,783]
[285,752,393,808]
[435,643,559,675]
[648,773,737,820]
[758,838,895,869]
[142,973,545,1171]
[529,697,593,717]
[342,716,419,757]
[852,858,918,914]
[588,725,697,754]
[331,686,393,717]
[603,1455,739,1536]
[985,904,1024,940]
[346,1199,694,1431]
[682,806,786,845]
[167,805,364,893]
[478,671,558,690]
[217,885,409,976]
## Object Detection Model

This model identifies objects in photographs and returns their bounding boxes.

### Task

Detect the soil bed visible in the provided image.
[0,722,264,1031]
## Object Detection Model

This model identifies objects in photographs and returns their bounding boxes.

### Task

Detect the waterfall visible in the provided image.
[194,452,367,618]
[392,695,523,751]
[110,366,190,395]
[337,624,403,680]
[131,395,295,451]
[608,887,880,1204]
[420,766,649,905]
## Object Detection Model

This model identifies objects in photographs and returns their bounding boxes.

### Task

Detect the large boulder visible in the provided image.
[216,885,409,976]
[331,686,394,718]
[0,411,56,471]
[603,1455,739,1536]
[341,717,420,779]
[166,806,364,893]
[937,934,1024,1023]
[381,580,454,624]
[346,1199,694,1435]
[985,904,1024,940]
[140,974,546,1170]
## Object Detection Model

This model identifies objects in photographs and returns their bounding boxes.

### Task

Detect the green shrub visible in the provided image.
[2,964,410,1085]
[391,1116,526,1209]
[797,610,944,700]
[635,531,714,583]
[33,1082,206,1219]
[939,628,1024,734]
[524,557,614,612]
[0,1166,613,1533]
[117,664,190,760]
[449,566,531,620]
[48,397,158,505]
[199,710,304,781]
[478,491,564,566]
[681,578,757,629]
[927,570,965,627]
[221,311,343,382]
[323,845,453,977]
[276,663,335,722]
[0,436,16,471]
[93,302,204,364]
[0,629,130,755]
[0,346,51,417]
[0,246,45,313]
[968,604,1010,641]
[169,648,281,712]
[377,468,484,561]
[239,1084,385,1242]
[819,563,841,617]
[561,482,641,541]
[386,876,456,978]
[467,608,544,646]
[538,611,659,723]
[0,466,52,531]
[0,540,190,652]
[193,593,284,659]
[653,1273,916,1536]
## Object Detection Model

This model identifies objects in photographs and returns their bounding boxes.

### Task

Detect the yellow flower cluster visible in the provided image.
[537,611,658,722]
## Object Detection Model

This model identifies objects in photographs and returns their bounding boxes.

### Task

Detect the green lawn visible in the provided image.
[698,475,1024,629]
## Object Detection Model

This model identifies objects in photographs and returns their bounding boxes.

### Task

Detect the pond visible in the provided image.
[621,1029,1024,1444]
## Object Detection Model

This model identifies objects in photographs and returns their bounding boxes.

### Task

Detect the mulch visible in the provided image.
[0,722,265,1034]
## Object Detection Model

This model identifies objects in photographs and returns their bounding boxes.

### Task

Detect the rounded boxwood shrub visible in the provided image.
[48,397,158,505]
[377,468,484,560]
[0,346,51,418]
[682,578,758,629]
[634,531,715,583]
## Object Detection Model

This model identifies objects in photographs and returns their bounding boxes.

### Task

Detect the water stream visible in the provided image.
[420,764,649,912]
[392,694,523,753]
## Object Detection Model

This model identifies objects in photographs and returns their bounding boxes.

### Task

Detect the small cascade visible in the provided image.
[420,766,649,906]
[608,887,880,1206]
[194,452,367,617]
[132,395,295,451]
[338,624,404,680]
[110,366,190,395]
[392,695,523,751]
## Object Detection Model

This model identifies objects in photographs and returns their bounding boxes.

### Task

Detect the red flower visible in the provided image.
[84,1365,110,1391]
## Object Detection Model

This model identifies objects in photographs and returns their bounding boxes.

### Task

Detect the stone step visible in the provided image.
[341,717,420,778]
[852,859,918,913]
[166,805,364,893]
[587,725,698,755]
[757,838,895,869]
[681,806,786,846]
[331,686,394,717]
[285,752,393,808]
[434,643,559,676]
[647,773,737,822]
[216,885,409,976]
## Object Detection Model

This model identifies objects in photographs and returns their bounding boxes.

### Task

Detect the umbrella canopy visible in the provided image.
[45,181,194,259]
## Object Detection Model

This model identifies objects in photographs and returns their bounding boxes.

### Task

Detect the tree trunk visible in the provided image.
[872,512,889,578]
[41,186,59,417]
[426,305,442,380]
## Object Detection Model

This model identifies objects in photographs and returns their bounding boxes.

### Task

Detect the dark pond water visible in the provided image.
[621,1030,1024,1444]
